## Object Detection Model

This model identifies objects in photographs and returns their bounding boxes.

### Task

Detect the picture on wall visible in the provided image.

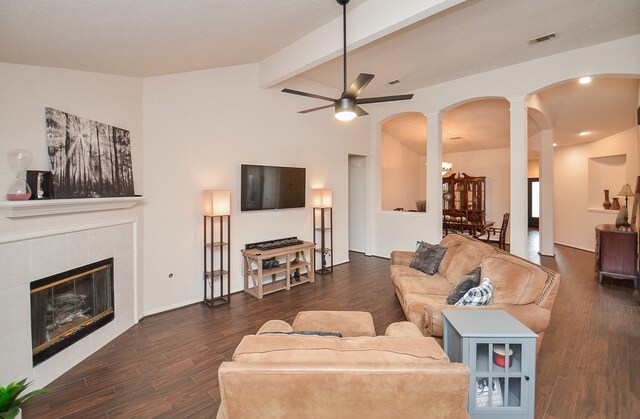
[45,108,134,198]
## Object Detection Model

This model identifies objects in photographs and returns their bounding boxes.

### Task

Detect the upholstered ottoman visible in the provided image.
[291,310,377,337]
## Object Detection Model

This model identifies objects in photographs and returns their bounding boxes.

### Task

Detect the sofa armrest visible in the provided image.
[384,321,424,338]
[391,250,415,266]
[257,320,293,334]
[424,303,550,342]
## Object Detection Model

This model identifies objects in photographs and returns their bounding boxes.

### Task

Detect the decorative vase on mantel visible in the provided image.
[603,190,612,209]
[611,197,621,211]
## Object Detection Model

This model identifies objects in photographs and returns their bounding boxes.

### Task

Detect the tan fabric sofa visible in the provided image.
[390,234,560,351]
[217,311,470,419]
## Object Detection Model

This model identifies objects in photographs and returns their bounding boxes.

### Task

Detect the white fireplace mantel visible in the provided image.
[0,196,144,218]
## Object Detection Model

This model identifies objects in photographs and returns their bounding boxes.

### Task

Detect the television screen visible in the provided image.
[241,164,306,211]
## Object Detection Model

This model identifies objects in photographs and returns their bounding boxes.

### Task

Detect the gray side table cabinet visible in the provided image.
[443,309,537,418]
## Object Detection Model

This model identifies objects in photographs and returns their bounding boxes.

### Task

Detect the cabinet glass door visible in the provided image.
[471,339,529,412]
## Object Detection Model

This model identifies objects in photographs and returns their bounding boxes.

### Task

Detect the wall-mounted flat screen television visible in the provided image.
[241,164,306,211]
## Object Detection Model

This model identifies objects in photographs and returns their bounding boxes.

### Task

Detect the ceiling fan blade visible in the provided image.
[354,106,368,116]
[356,94,414,105]
[282,88,336,102]
[298,103,336,114]
[346,73,375,98]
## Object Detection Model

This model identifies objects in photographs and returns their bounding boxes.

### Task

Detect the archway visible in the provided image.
[380,112,427,212]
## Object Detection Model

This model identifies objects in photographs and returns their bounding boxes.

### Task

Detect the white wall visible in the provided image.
[349,155,367,252]
[554,126,638,251]
[528,159,540,178]
[142,64,370,314]
[0,63,144,313]
[381,132,425,211]
[0,64,144,235]
[365,35,640,256]
[443,148,510,225]
[0,63,143,386]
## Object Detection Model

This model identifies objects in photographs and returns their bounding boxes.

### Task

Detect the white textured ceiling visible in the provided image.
[296,0,640,98]
[0,0,366,77]
[1,0,638,154]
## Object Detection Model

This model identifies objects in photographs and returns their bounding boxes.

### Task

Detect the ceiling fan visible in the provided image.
[282,0,414,121]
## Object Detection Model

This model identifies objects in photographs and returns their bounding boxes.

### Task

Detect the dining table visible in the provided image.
[443,218,495,239]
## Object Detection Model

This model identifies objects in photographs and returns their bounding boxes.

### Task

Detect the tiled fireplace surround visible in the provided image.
[0,220,138,388]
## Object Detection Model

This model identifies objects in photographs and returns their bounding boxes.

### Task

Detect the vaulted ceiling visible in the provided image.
[1,0,639,152]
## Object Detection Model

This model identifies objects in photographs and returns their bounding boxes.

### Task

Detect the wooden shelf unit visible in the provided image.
[242,241,315,299]
[313,207,333,274]
[203,215,230,307]
[443,172,486,225]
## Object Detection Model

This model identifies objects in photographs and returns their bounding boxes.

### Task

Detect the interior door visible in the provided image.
[528,178,539,228]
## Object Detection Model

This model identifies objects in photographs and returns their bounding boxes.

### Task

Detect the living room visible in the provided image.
[1,0,639,417]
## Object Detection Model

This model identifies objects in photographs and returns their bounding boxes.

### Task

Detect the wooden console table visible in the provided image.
[595,224,638,288]
[242,241,315,299]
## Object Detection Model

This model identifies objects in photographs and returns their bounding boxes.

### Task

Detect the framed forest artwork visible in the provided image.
[45,108,135,198]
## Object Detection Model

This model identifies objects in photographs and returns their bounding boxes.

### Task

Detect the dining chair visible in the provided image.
[488,213,510,250]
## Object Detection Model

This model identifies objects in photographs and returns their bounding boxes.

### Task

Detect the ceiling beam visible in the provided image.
[258,0,466,88]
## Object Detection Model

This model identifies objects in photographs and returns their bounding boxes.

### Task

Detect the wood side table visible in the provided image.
[595,224,638,288]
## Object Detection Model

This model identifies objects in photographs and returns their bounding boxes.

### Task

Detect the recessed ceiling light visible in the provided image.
[579,131,588,136]
[553,143,557,147]
[578,76,592,84]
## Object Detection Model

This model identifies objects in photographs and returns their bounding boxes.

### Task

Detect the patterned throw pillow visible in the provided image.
[455,277,493,306]
[446,267,481,305]
[409,241,448,275]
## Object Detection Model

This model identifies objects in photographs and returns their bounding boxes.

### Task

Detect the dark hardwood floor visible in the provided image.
[23,239,639,418]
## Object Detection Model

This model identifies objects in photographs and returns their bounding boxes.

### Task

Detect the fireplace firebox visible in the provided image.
[30,258,114,366]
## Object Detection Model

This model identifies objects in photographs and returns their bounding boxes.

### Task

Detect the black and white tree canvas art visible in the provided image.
[45,108,135,198]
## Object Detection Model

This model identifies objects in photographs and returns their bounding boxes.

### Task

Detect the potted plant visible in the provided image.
[0,379,49,419]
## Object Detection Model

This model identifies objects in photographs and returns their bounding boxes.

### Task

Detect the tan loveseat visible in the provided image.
[217,311,470,419]
[390,234,560,351]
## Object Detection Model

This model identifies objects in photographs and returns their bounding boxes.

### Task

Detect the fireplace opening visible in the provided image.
[30,258,114,366]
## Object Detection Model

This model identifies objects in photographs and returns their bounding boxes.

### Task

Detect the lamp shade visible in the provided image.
[202,190,231,216]
[312,189,333,208]
[618,184,634,197]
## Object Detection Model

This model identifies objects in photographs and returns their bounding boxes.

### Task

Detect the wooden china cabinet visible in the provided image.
[442,172,486,224]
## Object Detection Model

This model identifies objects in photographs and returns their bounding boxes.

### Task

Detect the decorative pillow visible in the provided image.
[455,277,493,306]
[258,330,343,338]
[409,241,448,275]
[446,267,481,305]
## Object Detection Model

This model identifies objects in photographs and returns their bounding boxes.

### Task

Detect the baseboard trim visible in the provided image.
[554,241,594,253]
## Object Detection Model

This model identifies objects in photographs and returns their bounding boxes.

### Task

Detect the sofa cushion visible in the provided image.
[395,274,454,298]
[446,267,481,305]
[292,311,376,337]
[436,235,465,274]
[455,278,493,306]
[481,254,548,304]
[409,242,447,275]
[444,241,494,285]
[259,330,343,337]
[233,335,450,364]
[390,265,431,287]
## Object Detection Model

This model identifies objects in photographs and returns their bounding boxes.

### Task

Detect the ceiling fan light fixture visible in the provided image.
[335,98,357,121]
